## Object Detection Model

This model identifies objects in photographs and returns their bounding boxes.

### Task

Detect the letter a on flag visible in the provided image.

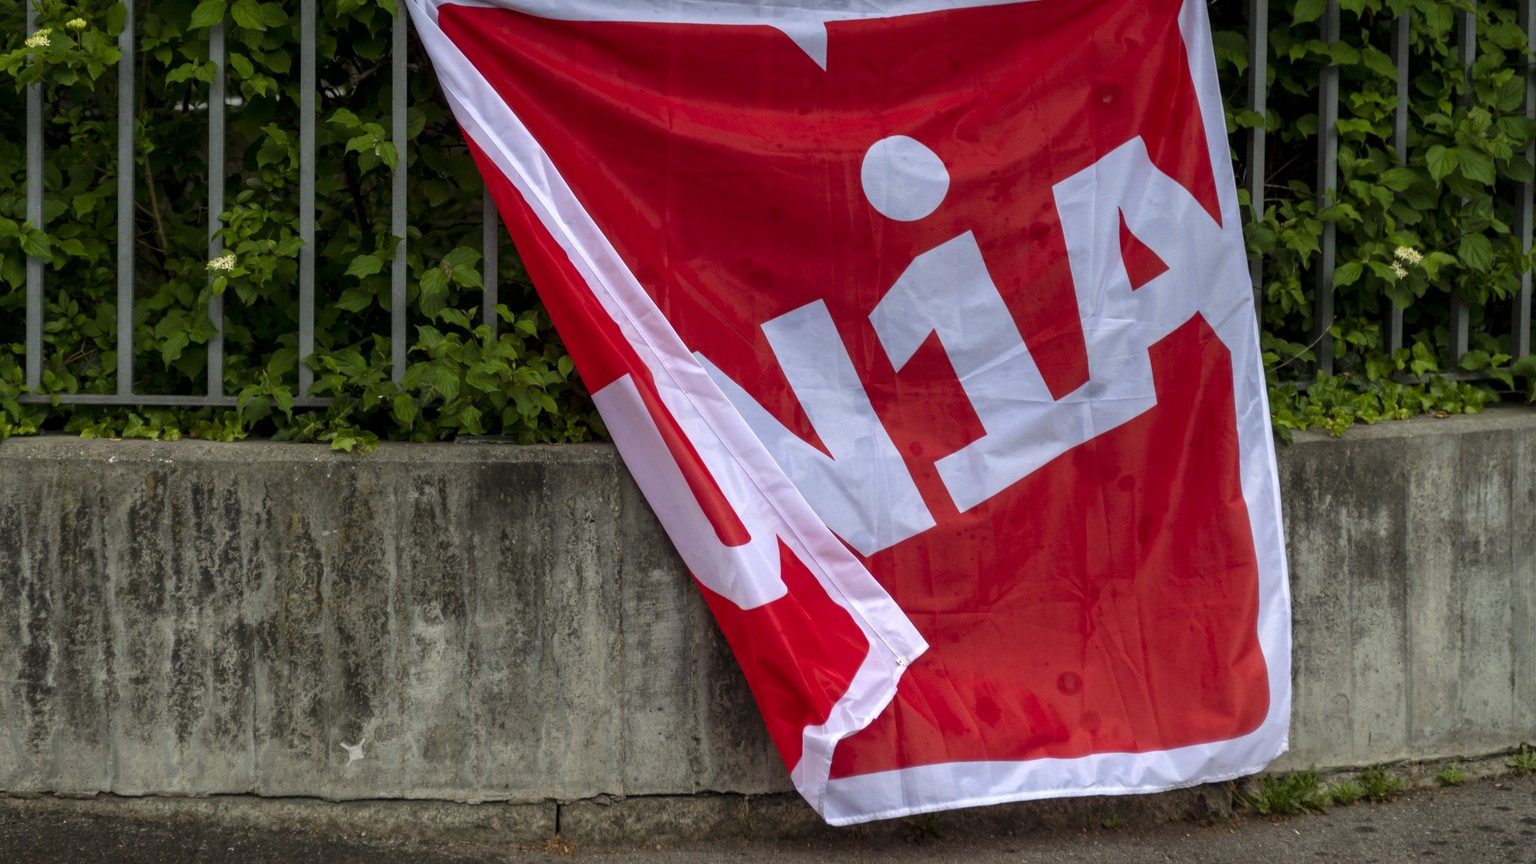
[407,0,1292,824]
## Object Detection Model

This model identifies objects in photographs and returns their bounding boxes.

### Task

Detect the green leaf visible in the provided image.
[267,347,298,378]
[106,2,128,34]
[259,3,288,28]
[231,0,265,30]
[1425,145,1459,182]
[1495,75,1525,113]
[166,63,202,84]
[19,229,49,258]
[262,49,292,74]
[1293,0,1326,24]
[1458,234,1494,272]
[336,287,375,313]
[189,0,227,29]
[459,405,484,435]
[1360,46,1396,80]
[452,266,483,289]
[392,393,418,426]
[438,308,472,330]
[419,267,449,298]
[1457,146,1496,186]
[466,363,503,393]
[345,254,383,279]
[416,325,446,351]
[160,331,190,365]
[421,364,460,403]
[441,247,480,270]
[1378,167,1417,192]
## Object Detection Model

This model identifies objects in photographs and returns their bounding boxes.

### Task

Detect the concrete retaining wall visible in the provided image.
[0,411,1532,806]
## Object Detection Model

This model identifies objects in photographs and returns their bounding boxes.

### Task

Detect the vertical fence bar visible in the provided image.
[1315,0,1341,376]
[391,9,408,384]
[299,0,317,397]
[24,3,44,394]
[1389,13,1410,357]
[1518,0,1535,360]
[207,20,226,398]
[1247,0,1269,312]
[116,0,137,398]
[1450,4,1476,364]
[482,192,499,338]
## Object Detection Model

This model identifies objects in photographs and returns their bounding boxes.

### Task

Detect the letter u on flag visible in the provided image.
[406,0,1292,824]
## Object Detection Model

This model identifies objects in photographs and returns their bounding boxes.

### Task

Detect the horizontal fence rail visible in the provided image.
[12,1,1536,409]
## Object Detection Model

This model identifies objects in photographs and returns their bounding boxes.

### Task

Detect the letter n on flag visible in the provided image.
[407,0,1292,824]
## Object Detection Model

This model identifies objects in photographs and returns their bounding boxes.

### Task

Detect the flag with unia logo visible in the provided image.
[406,0,1292,825]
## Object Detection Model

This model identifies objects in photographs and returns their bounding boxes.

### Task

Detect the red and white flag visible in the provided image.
[407,0,1292,824]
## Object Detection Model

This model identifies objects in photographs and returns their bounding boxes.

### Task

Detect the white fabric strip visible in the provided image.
[412,0,1046,66]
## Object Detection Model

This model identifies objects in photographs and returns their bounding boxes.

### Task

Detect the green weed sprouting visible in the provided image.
[1509,744,1536,776]
[1358,765,1406,802]
[1243,769,1329,816]
[1434,762,1467,787]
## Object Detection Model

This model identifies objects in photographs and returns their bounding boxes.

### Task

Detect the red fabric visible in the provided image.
[444,0,1266,777]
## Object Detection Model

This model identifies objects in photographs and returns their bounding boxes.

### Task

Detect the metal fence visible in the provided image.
[1247,0,1535,375]
[14,0,1536,407]
[16,0,507,409]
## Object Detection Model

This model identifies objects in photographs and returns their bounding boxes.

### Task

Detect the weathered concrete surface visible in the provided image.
[1273,408,1536,772]
[0,792,556,847]
[0,440,782,804]
[0,409,1532,807]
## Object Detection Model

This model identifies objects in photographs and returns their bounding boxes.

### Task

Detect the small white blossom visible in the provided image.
[1391,261,1409,279]
[24,28,51,49]
[65,18,87,32]
[1393,245,1423,266]
[207,253,237,272]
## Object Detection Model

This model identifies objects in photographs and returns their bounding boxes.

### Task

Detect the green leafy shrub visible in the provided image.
[1210,0,1536,435]
[0,0,1532,446]
[0,0,601,447]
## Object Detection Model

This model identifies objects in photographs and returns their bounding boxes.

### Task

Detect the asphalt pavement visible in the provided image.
[1,775,1532,863]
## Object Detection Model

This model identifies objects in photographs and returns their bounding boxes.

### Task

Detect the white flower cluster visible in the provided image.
[1391,245,1423,279]
[24,28,51,49]
[207,253,237,272]
[66,18,87,32]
